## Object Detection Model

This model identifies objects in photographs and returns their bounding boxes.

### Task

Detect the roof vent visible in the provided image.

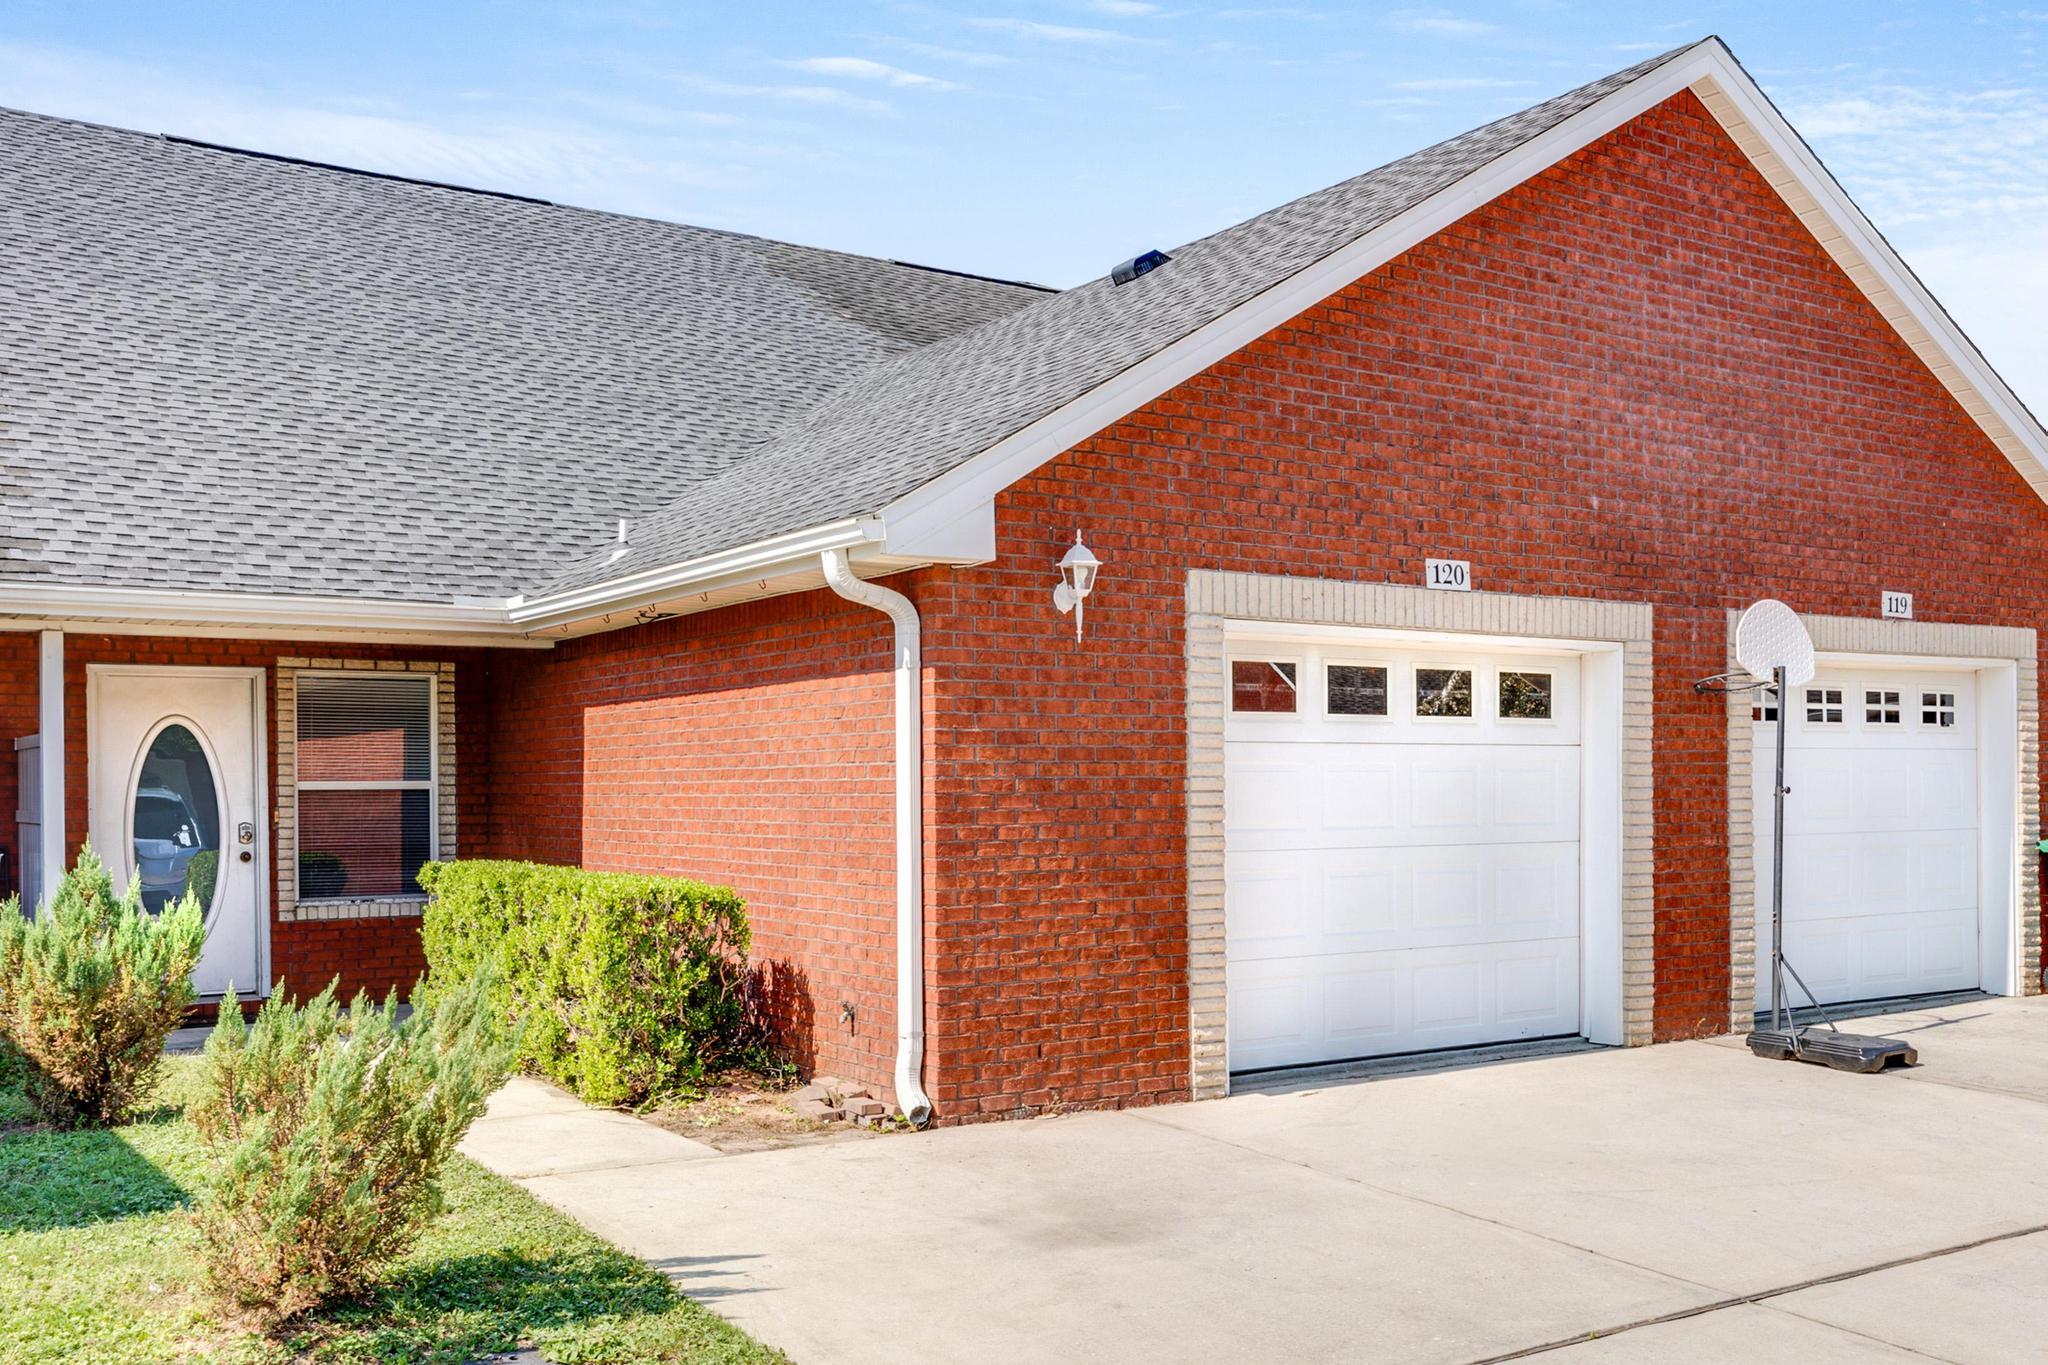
[1111,249,1171,286]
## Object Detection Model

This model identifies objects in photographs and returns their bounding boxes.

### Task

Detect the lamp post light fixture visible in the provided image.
[1052,531,1102,639]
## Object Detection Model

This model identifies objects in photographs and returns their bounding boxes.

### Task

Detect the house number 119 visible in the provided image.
[1425,558,1472,592]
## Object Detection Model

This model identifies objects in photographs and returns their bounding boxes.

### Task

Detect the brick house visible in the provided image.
[6,38,2045,1124]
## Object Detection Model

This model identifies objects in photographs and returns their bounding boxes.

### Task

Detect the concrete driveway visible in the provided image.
[462,998,2048,1363]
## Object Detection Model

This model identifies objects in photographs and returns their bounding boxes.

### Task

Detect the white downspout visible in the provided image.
[820,549,933,1127]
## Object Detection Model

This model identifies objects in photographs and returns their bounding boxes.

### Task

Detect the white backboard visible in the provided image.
[1735,599,1816,687]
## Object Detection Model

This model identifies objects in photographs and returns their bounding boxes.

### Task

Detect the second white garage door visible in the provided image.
[1753,666,1981,1011]
[1225,639,1583,1071]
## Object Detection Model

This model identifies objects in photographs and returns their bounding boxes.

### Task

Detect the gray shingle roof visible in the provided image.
[0,111,1046,602]
[4,42,1705,608]
[547,40,1709,596]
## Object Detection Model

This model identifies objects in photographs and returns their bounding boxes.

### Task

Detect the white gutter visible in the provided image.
[820,548,933,1127]
[508,518,883,632]
[0,581,528,638]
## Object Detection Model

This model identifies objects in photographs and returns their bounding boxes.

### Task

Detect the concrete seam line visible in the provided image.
[1463,1222,2048,1364]
[1755,1302,1968,1365]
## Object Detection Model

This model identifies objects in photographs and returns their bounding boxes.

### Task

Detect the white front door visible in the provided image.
[88,667,267,999]
[1753,666,1980,1011]
[1225,640,1584,1071]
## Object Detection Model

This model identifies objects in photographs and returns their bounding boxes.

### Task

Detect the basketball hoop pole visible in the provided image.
[1736,605,1914,1073]
[1770,663,1789,1032]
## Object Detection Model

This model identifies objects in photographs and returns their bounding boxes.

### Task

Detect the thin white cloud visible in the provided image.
[1075,0,1165,14]
[780,56,960,90]
[966,16,1143,43]
[0,40,747,203]
[1393,76,1532,91]
[1216,6,1330,16]
[1387,10,1501,38]
[690,78,893,113]
[1782,79,2048,408]
[879,38,1018,66]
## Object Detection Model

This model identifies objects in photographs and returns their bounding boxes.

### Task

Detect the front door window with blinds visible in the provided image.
[296,674,436,902]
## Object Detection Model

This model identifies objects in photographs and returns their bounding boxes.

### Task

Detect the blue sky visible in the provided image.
[4,2,2044,408]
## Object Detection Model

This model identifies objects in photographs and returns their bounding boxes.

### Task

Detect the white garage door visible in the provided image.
[1753,666,1980,1011]
[1225,640,1583,1071]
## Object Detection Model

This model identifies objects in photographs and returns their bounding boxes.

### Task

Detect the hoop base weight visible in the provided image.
[1747,1027,1917,1073]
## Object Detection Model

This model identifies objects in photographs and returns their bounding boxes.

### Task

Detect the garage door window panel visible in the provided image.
[1805,688,1844,725]
[1415,667,1475,720]
[1326,663,1391,720]
[1231,659,1300,715]
[1498,670,1554,722]
[1865,689,1901,725]
[1922,691,1957,728]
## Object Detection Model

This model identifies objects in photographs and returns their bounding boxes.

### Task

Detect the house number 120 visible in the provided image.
[1425,558,1472,592]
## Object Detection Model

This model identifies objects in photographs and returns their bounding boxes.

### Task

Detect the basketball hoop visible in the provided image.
[1717,598,1915,1072]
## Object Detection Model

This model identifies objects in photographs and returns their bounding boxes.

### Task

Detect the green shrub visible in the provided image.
[188,975,515,1326]
[0,846,205,1126]
[416,860,753,1107]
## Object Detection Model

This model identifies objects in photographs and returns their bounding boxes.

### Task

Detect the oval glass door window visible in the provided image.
[132,723,223,916]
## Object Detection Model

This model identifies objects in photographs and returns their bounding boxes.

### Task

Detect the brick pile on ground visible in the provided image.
[792,1078,899,1128]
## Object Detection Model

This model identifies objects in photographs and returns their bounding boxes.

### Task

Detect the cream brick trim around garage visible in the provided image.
[1724,613,2040,1029]
[276,658,457,924]
[1185,571,1656,1101]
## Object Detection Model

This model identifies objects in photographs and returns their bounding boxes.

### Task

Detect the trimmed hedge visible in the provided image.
[415,860,752,1107]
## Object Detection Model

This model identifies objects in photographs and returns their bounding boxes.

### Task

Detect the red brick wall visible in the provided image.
[6,632,492,1001]
[479,590,899,1088]
[910,89,2048,1116]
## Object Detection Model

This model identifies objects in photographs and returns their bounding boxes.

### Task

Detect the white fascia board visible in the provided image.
[874,38,2048,540]
[0,581,548,646]
[504,517,885,633]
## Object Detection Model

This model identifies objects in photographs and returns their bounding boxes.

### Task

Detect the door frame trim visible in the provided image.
[1187,571,1655,1100]
[1722,614,2039,1028]
[85,664,272,1000]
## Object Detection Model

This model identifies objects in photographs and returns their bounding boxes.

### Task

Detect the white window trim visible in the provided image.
[276,659,456,923]
[1802,686,1845,726]
[1322,658,1396,723]
[1496,667,1560,724]
[1922,690,1959,728]
[1412,662,1480,722]
[1225,655,1305,718]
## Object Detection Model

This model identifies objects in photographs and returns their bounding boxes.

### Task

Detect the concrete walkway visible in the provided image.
[461,998,2048,1363]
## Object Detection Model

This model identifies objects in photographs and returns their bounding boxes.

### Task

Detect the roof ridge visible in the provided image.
[160,133,555,205]
[0,100,1049,293]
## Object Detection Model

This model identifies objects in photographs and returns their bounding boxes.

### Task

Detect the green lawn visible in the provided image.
[0,1058,788,1365]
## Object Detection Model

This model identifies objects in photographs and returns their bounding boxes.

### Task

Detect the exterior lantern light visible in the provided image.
[1052,531,1101,639]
